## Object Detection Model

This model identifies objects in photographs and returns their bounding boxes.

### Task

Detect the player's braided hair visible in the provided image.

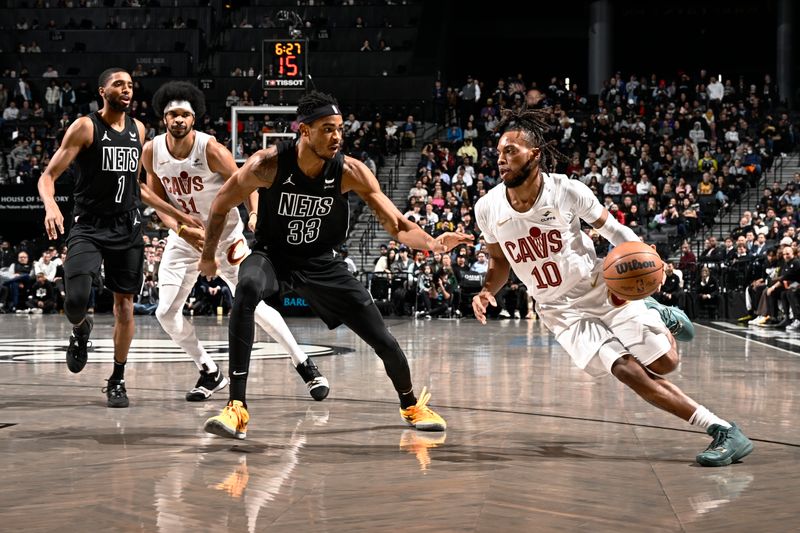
[151,81,207,118]
[296,90,339,117]
[495,107,567,172]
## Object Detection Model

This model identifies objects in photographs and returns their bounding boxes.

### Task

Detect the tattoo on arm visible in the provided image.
[203,213,227,259]
[251,148,278,186]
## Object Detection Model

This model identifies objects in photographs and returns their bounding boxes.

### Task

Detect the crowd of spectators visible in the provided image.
[1,51,798,320]
[366,69,796,319]
[684,171,800,325]
[9,1,200,31]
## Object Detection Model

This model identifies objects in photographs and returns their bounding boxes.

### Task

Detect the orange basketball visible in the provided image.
[602,241,664,300]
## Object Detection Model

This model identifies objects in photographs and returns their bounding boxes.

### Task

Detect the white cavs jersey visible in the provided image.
[475,172,604,303]
[152,131,242,239]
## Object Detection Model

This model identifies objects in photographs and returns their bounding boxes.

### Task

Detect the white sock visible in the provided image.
[200,356,218,374]
[688,406,731,430]
[254,302,308,367]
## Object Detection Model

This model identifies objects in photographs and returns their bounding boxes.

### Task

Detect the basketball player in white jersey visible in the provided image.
[472,108,752,467]
[142,81,329,401]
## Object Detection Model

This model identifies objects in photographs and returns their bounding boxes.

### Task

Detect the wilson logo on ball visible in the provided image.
[614,259,657,274]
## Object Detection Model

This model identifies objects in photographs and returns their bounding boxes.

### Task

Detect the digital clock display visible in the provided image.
[262,39,308,90]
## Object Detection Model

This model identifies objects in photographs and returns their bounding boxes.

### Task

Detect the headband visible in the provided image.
[163,100,195,115]
[297,104,341,124]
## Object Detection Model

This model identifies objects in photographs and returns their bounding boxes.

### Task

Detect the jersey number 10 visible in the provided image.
[530,261,563,289]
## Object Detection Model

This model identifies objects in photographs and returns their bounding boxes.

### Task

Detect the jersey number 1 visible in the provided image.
[531,261,563,289]
[115,176,125,203]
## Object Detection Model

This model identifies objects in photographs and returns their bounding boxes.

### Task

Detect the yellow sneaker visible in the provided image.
[399,387,446,432]
[204,400,249,440]
[399,429,447,471]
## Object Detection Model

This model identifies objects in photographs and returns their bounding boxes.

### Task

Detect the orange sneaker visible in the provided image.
[399,387,446,431]
[204,400,249,440]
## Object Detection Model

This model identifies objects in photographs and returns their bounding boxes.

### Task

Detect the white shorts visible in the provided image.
[536,262,671,377]
[158,227,248,292]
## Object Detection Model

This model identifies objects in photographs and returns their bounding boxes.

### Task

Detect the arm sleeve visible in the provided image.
[566,179,639,246]
[596,211,641,246]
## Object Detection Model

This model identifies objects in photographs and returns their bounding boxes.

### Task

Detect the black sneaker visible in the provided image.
[104,379,129,408]
[295,358,329,401]
[66,316,93,374]
[696,422,754,467]
[186,368,229,401]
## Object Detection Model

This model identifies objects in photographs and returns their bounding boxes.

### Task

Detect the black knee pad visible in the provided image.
[64,273,93,325]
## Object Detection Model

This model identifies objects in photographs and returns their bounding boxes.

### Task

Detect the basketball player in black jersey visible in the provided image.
[38,67,198,408]
[199,91,472,440]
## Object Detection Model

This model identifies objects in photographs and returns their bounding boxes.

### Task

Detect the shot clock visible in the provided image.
[261,39,308,90]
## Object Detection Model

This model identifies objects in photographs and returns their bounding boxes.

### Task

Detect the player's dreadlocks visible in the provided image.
[151,81,207,118]
[495,107,567,173]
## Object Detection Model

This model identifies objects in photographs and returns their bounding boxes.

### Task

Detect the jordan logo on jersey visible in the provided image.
[101,131,111,142]
[503,227,563,264]
[102,146,139,172]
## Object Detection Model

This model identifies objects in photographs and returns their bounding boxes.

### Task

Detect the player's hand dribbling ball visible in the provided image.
[602,241,663,301]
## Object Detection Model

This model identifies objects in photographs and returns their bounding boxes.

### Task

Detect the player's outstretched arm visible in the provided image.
[472,242,511,325]
[199,146,277,277]
[38,117,92,240]
[343,156,472,252]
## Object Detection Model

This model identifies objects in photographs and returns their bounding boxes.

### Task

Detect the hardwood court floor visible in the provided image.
[0,314,798,532]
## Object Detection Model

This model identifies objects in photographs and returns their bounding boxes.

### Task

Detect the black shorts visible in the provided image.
[263,251,373,329]
[65,209,144,294]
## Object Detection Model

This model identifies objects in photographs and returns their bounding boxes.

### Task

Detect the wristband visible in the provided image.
[177,224,187,236]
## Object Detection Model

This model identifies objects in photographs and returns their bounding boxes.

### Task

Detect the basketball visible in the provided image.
[602,241,664,300]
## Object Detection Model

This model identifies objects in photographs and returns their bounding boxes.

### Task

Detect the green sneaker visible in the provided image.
[644,296,695,342]
[696,423,754,467]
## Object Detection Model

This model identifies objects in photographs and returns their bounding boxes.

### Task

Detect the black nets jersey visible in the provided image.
[73,111,141,217]
[254,141,349,258]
